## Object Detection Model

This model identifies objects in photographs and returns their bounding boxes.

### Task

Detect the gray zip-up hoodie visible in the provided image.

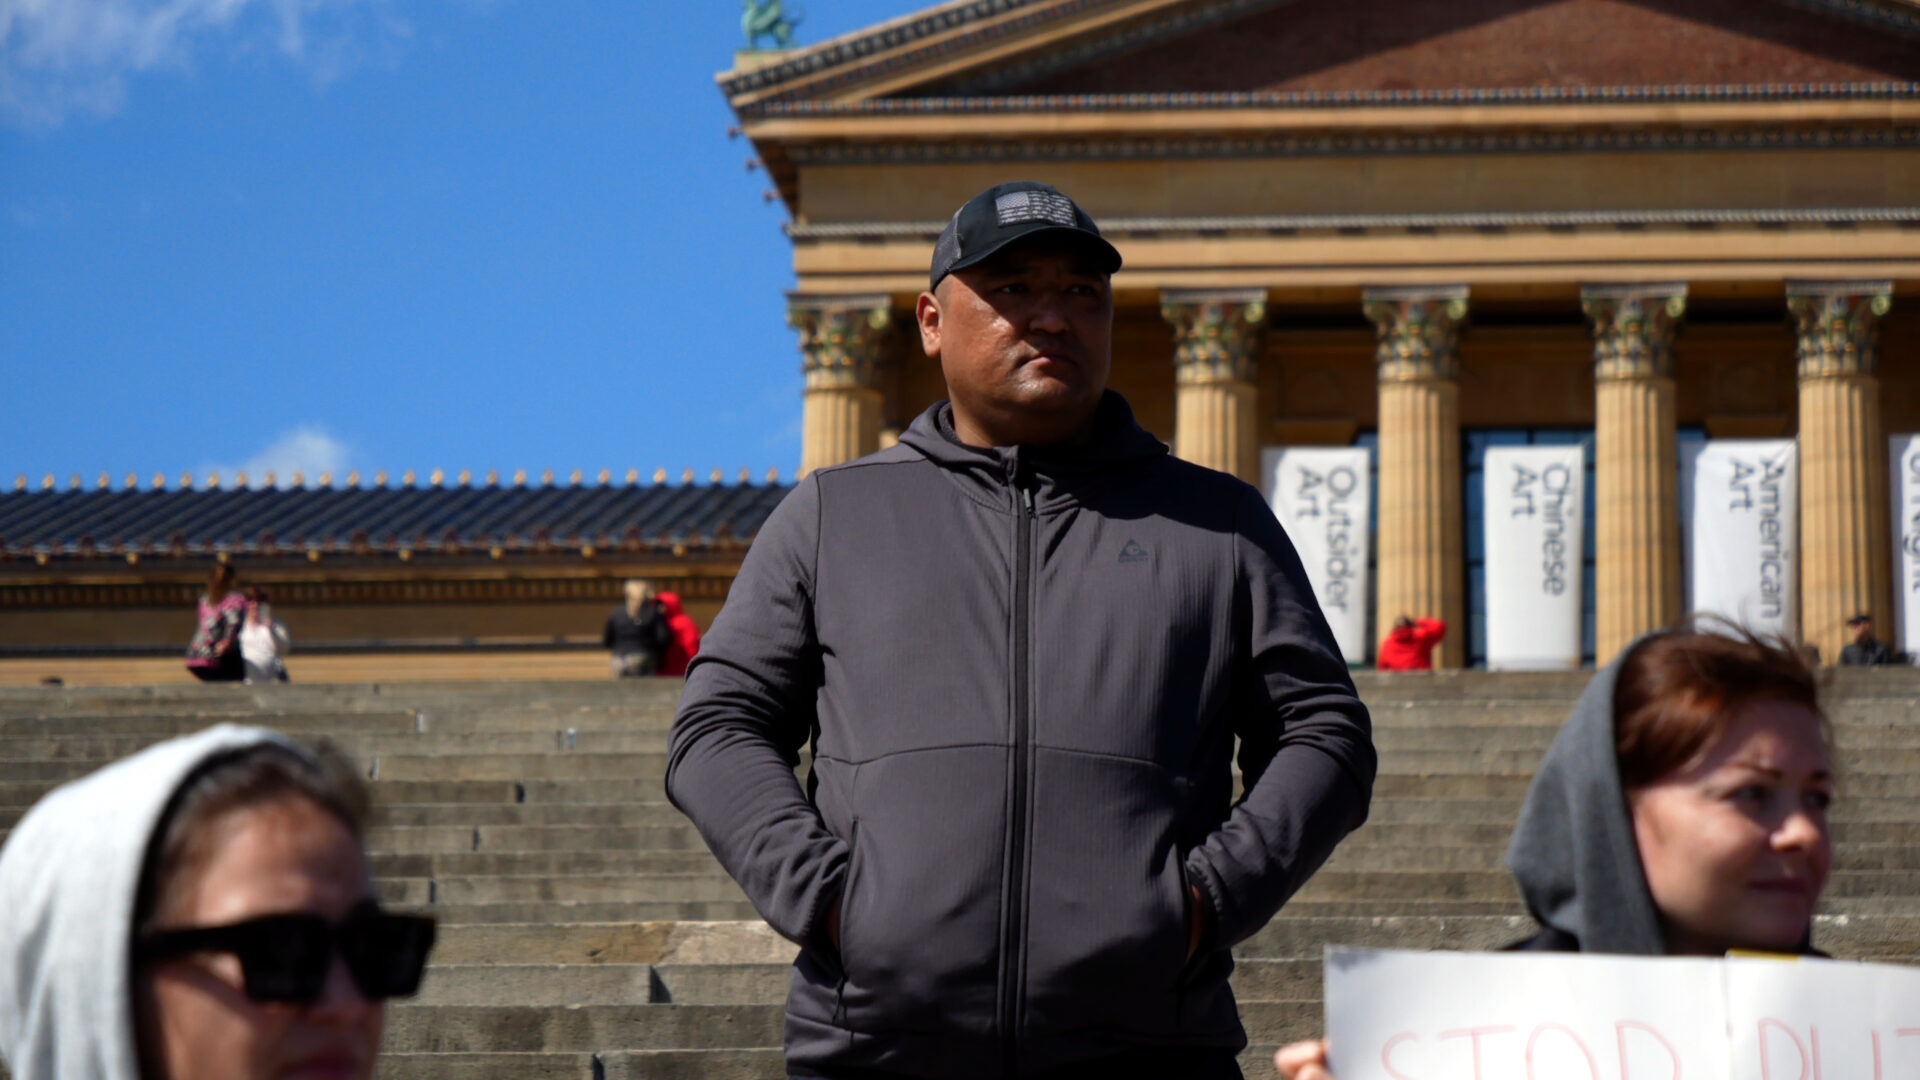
[0,724,305,1080]
[667,392,1376,1078]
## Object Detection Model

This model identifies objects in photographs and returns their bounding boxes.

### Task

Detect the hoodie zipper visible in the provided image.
[999,474,1036,1076]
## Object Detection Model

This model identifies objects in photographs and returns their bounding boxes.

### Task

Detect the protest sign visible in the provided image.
[1725,955,1920,1079]
[1681,439,1798,638]
[1894,434,1920,655]
[1263,447,1372,664]
[1324,947,1920,1080]
[1325,948,1727,1080]
[1482,445,1585,670]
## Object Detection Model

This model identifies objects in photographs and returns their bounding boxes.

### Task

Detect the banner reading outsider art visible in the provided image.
[1482,445,1586,670]
[1262,447,1372,665]
[1894,434,1920,655]
[1680,439,1799,639]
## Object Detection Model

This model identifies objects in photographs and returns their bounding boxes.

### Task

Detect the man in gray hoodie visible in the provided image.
[666,180,1376,1079]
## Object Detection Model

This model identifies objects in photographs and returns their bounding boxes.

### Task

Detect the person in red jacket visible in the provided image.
[656,591,701,677]
[1378,615,1446,671]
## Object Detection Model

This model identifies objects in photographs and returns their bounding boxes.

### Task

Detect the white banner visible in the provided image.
[1894,434,1920,655]
[1482,445,1585,670]
[1262,447,1372,664]
[1682,439,1798,638]
[1324,947,1920,1080]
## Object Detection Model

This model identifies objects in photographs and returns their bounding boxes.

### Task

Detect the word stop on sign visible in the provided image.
[1325,948,1920,1080]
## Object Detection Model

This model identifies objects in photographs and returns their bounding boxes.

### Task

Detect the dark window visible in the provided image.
[1353,430,1381,660]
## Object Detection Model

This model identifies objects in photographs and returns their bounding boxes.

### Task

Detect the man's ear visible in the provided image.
[916,289,942,359]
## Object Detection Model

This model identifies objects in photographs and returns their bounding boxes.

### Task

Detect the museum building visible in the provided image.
[730,0,1920,668]
[5,0,1919,670]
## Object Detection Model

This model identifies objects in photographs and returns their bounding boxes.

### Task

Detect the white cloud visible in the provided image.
[202,424,352,487]
[0,0,413,128]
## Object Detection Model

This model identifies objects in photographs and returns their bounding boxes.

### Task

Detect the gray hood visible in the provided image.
[1504,643,1666,954]
[0,724,306,1080]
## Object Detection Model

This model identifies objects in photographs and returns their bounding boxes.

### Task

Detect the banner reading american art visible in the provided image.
[1894,434,1920,655]
[1482,445,1585,670]
[1262,447,1371,664]
[1680,439,1798,638]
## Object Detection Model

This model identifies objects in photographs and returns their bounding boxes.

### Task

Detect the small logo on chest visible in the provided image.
[1118,539,1151,564]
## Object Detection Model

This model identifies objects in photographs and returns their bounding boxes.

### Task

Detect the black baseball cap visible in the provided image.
[1847,613,1872,626]
[929,181,1122,290]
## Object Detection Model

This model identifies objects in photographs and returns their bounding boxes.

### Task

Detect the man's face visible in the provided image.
[1852,620,1873,643]
[917,237,1113,446]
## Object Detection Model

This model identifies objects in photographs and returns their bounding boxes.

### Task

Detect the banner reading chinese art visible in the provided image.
[1893,434,1920,655]
[1482,445,1585,670]
[1262,447,1372,665]
[1681,439,1798,638]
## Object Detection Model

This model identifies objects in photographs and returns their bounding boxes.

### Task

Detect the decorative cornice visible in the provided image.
[781,123,1920,166]
[1788,0,1920,36]
[1161,288,1267,384]
[723,0,1110,102]
[7,468,786,494]
[719,0,1920,110]
[788,295,895,390]
[1363,286,1469,383]
[788,205,1920,242]
[752,81,1920,117]
[1787,280,1894,378]
[1582,284,1688,381]
[0,574,738,611]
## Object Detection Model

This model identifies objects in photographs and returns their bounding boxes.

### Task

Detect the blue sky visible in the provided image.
[1,0,916,491]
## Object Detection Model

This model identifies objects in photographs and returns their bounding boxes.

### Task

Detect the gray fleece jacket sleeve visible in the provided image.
[664,477,847,948]
[1183,484,1377,950]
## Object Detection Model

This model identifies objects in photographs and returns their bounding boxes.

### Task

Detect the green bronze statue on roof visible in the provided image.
[742,0,802,49]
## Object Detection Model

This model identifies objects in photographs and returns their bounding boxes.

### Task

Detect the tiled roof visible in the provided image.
[0,477,795,561]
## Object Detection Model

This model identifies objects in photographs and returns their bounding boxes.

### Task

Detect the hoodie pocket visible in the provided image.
[1020,747,1195,1038]
[834,746,1008,1038]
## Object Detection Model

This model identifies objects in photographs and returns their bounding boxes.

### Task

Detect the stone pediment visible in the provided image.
[953,0,1920,97]
[722,0,1920,110]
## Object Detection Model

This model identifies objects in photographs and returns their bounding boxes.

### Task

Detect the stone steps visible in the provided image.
[0,672,1912,1080]
[343,817,1920,857]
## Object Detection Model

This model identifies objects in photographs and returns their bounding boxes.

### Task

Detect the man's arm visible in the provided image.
[1414,618,1447,647]
[1183,485,1377,950]
[665,478,847,949]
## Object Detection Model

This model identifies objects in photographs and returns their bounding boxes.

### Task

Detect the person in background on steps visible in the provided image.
[1275,622,1834,1079]
[655,590,700,678]
[185,563,247,683]
[0,727,436,1080]
[1376,614,1445,672]
[239,587,292,684]
[669,180,1374,1080]
[604,578,670,678]
[1839,613,1898,666]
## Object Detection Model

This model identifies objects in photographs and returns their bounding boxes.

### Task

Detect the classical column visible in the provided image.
[789,295,892,476]
[1582,284,1687,665]
[1161,289,1268,482]
[1365,285,1468,669]
[1789,281,1893,663]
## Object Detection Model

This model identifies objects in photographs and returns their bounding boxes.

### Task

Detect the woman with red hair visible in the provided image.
[1277,622,1833,1079]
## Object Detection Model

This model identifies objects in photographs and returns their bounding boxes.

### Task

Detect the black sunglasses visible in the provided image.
[135,901,436,1005]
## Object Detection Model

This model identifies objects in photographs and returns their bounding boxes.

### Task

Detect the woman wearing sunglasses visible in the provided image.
[1275,624,1834,1079]
[0,725,435,1080]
